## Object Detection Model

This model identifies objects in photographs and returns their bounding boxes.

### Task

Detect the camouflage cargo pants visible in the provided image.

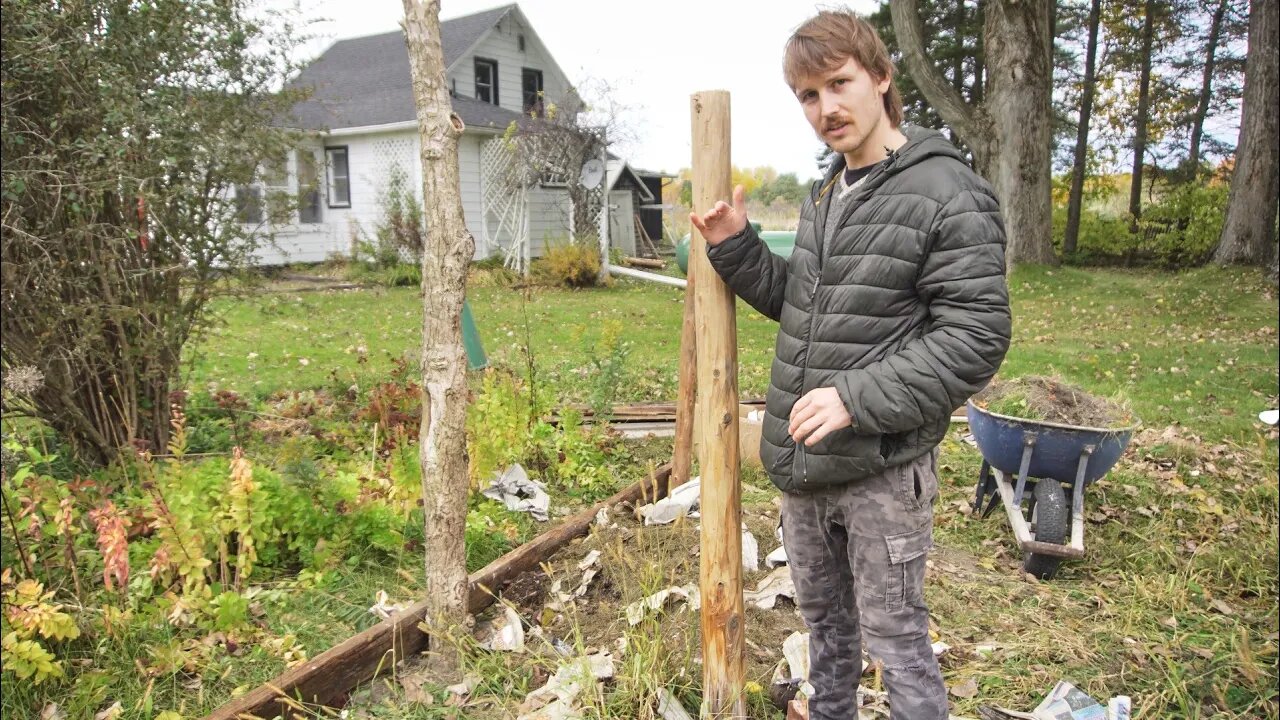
[781,448,948,720]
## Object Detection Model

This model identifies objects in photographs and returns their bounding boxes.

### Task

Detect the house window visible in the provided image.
[297,150,322,223]
[237,153,287,224]
[518,34,526,52]
[235,185,263,224]
[475,58,498,105]
[522,68,544,115]
[326,146,351,208]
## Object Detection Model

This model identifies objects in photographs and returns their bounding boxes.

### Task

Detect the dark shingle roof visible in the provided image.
[282,4,521,131]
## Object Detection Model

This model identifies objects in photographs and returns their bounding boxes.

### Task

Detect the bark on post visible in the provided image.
[671,281,696,496]
[401,0,475,680]
[1213,0,1279,267]
[690,90,746,719]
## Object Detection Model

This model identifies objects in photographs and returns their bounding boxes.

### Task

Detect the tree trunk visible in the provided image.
[1064,0,1103,255]
[401,0,476,681]
[974,0,986,103]
[891,0,1057,267]
[1214,0,1279,266]
[1128,0,1156,233]
[1188,0,1230,178]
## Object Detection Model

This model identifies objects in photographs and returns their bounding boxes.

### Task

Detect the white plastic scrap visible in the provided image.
[638,477,700,525]
[480,604,526,652]
[765,545,789,567]
[657,688,696,720]
[770,631,815,699]
[1260,409,1279,426]
[741,528,759,572]
[546,550,603,612]
[743,566,796,610]
[368,590,409,620]
[483,464,551,521]
[517,652,615,720]
[624,584,701,625]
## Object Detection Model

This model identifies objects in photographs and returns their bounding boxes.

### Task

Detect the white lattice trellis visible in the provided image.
[480,138,530,273]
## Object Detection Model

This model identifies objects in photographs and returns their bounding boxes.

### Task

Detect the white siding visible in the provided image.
[258,130,499,265]
[448,13,571,116]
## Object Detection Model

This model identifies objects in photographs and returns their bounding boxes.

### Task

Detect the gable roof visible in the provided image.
[282,4,524,132]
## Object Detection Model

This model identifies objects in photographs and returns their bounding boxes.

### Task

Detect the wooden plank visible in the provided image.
[690,90,746,719]
[672,261,698,496]
[623,256,666,269]
[206,464,672,720]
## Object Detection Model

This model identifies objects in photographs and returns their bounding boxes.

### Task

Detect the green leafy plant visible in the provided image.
[1,578,80,684]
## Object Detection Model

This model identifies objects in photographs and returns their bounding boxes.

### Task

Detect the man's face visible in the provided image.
[792,57,892,161]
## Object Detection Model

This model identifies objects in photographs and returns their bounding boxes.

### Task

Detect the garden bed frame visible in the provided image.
[206,464,672,720]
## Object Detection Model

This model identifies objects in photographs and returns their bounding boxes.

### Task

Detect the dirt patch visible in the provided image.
[974,375,1136,428]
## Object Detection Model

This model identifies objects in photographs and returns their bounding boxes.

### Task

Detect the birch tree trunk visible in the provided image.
[1214,0,1279,268]
[891,0,1057,267]
[401,0,475,680]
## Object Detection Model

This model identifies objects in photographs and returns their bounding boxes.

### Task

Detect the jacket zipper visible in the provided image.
[795,150,901,486]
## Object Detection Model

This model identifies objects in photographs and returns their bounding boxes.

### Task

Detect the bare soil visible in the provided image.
[974,375,1136,428]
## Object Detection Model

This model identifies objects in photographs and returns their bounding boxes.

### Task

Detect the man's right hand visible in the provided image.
[689,184,748,246]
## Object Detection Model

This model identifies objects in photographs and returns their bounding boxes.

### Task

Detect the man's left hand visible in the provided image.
[789,387,853,446]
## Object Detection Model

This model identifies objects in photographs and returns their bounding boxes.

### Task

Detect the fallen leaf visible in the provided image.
[94,702,123,720]
[1209,598,1235,616]
[41,704,66,720]
[950,677,979,698]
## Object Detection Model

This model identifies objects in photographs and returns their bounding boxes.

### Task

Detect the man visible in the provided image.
[690,8,1011,720]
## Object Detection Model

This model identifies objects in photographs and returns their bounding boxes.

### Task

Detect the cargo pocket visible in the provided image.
[883,523,933,612]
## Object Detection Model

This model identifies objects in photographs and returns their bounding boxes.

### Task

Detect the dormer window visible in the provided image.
[475,58,498,105]
[522,68,544,115]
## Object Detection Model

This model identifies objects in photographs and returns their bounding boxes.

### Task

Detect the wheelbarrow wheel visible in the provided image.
[1025,480,1069,580]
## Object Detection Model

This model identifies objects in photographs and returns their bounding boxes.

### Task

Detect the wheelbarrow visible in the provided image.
[967,400,1139,579]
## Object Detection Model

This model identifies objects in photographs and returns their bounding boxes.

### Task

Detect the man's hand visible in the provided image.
[789,387,853,446]
[689,184,748,246]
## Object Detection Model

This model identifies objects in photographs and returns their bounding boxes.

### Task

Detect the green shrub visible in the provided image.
[533,240,601,287]
[1054,181,1228,268]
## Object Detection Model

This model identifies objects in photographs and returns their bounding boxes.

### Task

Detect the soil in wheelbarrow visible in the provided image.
[973,375,1136,428]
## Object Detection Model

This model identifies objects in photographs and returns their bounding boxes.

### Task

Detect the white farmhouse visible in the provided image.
[249,3,662,266]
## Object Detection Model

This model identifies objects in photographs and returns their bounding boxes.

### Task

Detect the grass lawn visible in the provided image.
[195,265,1277,445]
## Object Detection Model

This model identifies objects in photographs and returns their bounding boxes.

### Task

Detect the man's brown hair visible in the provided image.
[783,9,904,128]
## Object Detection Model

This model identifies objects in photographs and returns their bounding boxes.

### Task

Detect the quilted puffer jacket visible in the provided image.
[706,126,1011,493]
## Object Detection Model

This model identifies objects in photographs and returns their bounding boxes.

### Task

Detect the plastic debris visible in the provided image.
[483,464,550,521]
[368,590,409,620]
[517,652,615,720]
[657,688,695,720]
[638,477,700,525]
[986,680,1130,720]
[765,544,789,567]
[1260,409,1278,426]
[479,604,525,652]
[742,528,759,572]
[624,584,700,625]
[744,566,796,610]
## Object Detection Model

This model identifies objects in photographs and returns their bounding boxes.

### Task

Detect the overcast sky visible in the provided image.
[275,0,882,181]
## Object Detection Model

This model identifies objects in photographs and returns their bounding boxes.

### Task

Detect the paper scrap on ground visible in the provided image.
[742,528,759,572]
[638,477,700,525]
[744,566,796,610]
[546,550,602,612]
[1260,409,1279,426]
[517,652,615,720]
[624,584,700,625]
[1030,680,1107,720]
[368,590,409,620]
[479,604,525,652]
[483,464,551,521]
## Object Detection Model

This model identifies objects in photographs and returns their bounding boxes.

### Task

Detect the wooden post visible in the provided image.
[690,90,745,718]
[671,273,696,497]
